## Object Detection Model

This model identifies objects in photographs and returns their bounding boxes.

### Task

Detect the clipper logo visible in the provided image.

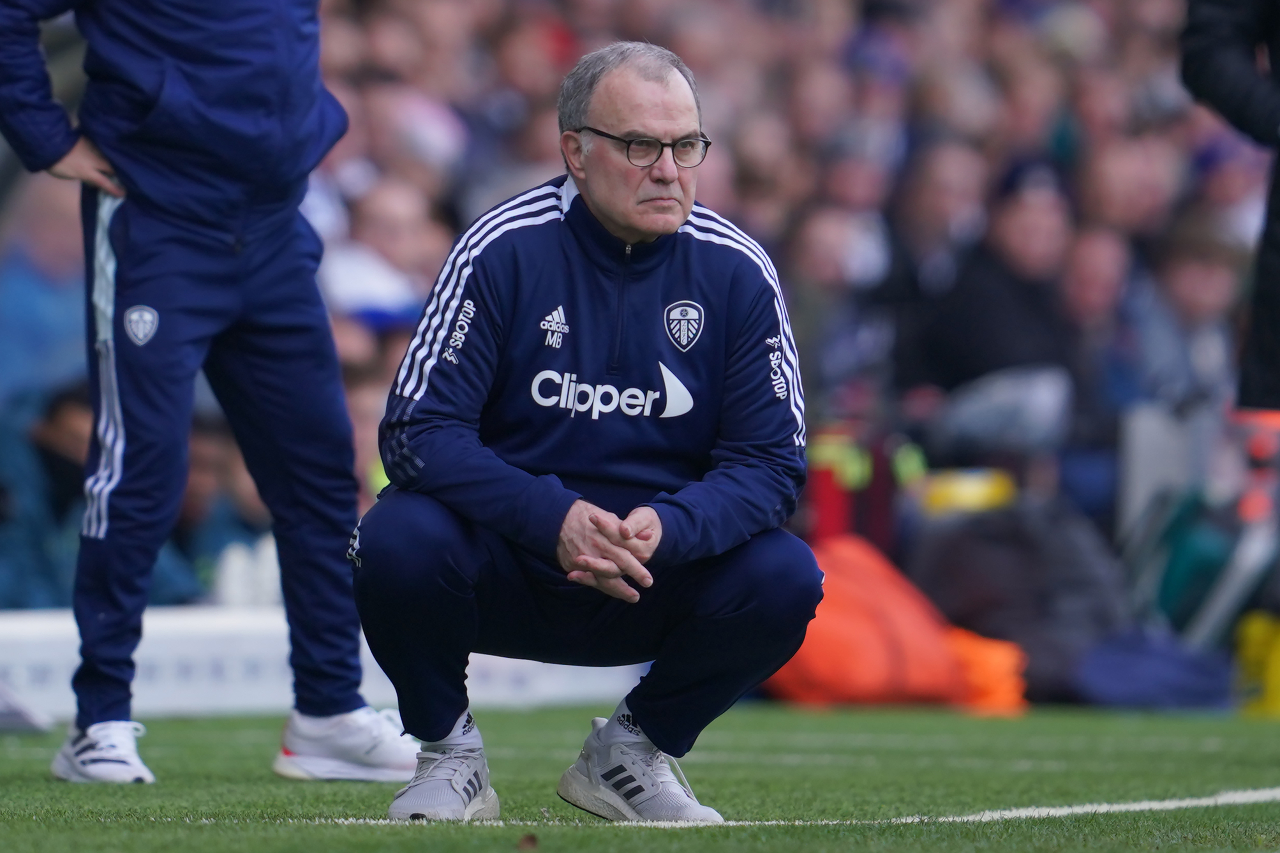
[124,305,158,346]
[540,305,569,349]
[442,299,477,365]
[665,301,703,352]
[531,362,693,419]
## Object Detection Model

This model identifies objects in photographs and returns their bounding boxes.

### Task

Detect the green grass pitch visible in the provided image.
[3,703,1280,852]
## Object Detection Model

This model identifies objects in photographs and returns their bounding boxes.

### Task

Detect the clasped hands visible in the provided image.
[556,500,661,603]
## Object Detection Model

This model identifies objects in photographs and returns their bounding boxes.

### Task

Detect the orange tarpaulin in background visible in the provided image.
[766,534,1028,716]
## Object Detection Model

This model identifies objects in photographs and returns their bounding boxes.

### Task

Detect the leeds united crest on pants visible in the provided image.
[124,305,159,346]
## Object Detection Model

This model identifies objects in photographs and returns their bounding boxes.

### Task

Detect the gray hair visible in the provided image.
[557,42,702,135]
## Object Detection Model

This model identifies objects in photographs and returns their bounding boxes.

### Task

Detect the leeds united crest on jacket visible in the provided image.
[665,301,703,352]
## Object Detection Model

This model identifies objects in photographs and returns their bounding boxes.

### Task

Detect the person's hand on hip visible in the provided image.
[49,137,125,197]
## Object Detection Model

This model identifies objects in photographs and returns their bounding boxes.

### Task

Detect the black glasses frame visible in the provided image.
[577,126,712,168]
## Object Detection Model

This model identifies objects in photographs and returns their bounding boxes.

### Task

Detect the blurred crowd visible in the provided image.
[0,0,1271,611]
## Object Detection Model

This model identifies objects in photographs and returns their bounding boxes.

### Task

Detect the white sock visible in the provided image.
[427,709,483,749]
[599,699,650,746]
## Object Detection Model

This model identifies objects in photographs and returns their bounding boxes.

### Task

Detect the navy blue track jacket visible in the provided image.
[381,176,807,567]
[0,0,345,225]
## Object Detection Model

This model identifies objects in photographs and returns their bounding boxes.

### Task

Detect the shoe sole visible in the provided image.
[51,748,154,784]
[389,786,500,822]
[272,751,415,783]
[557,765,641,821]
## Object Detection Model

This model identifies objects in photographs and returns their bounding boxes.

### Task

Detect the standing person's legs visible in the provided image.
[202,211,365,717]
[70,189,231,730]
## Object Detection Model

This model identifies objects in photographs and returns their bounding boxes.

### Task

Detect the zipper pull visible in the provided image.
[625,244,632,262]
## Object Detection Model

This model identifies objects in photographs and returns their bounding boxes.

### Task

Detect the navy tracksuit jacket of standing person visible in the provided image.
[351,176,824,756]
[0,0,366,727]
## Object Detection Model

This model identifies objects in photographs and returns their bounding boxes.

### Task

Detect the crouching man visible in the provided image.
[350,42,822,824]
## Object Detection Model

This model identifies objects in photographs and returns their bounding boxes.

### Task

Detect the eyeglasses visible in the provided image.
[577,126,711,168]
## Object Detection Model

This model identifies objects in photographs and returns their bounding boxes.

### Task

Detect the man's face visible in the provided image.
[562,66,700,244]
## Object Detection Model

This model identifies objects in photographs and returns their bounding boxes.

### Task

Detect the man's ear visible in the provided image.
[561,130,587,181]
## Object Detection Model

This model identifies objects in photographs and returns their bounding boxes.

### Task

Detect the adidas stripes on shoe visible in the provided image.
[388,745,500,821]
[557,716,723,823]
[51,721,156,784]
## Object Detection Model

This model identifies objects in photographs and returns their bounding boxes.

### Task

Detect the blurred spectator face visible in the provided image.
[563,65,700,243]
[380,328,417,384]
[351,180,433,274]
[181,426,230,527]
[1000,57,1066,155]
[365,11,425,81]
[913,64,1002,142]
[1080,137,1182,236]
[5,174,83,281]
[320,14,366,81]
[900,141,988,250]
[497,23,566,101]
[1161,255,1238,329]
[989,186,1073,281]
[345,373,389,514]
[789,62,854,149]
[1072,67,1131,145]
[825,153,891,213]
[1062,229,1131,328]
[790,207,855,292]
[617,0,679,42]
[323,81,370,171]
[666,8,727,77]
[517,106,566,165]
[565,0,618,35]
[224,447,271,529]
[330,313,379,370]
[688,142,738,218]
[363,84,466,196]
[29,395,93,465]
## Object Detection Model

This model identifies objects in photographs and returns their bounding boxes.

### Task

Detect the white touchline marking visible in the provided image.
[112,787,1280,829]
[886,786,1280,824]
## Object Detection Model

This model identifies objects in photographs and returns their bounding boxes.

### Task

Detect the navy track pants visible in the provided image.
[350,489,823,756]
[72,188,365,728]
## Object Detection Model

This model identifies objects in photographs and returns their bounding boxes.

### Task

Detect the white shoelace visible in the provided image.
[628,745,701,804]
[413,747,483,785]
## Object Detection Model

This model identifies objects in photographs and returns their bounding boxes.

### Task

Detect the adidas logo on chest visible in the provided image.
[540,306,570,349]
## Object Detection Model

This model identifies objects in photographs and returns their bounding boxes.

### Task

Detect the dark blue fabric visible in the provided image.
[351,488,823,757]
[70,188,364,729]
[0,0,345,226]
[1075,628,1233,709]
[381,177,808,568]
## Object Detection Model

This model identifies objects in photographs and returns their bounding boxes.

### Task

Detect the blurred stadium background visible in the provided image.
[4,0,1280,723]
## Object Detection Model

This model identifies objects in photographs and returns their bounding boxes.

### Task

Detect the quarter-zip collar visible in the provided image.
[560,175,680,275]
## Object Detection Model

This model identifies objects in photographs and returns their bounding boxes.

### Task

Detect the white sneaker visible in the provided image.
[272,706,420,782]
[388,745,500,821]
[557,717,723,823]
[51,721,155,784]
